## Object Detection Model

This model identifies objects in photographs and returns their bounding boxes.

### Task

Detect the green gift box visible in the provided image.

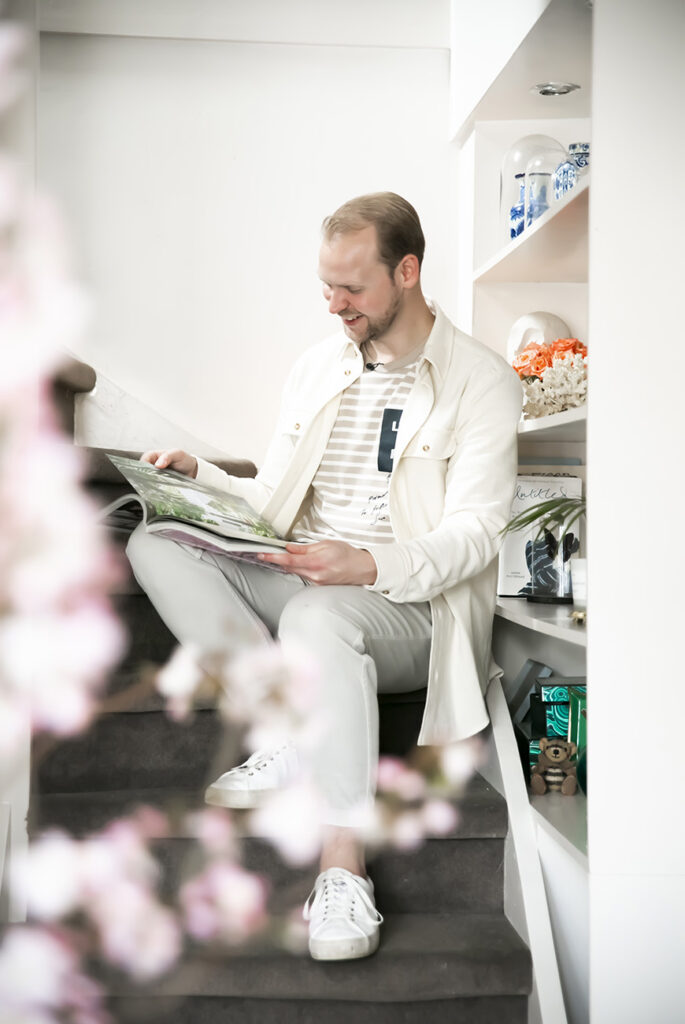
[529,736,543,771]
[536,679,586,703]
[530,694,570,737]
[568,686,587,753]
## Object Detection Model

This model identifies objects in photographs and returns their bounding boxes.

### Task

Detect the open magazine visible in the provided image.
[101,454,290,562]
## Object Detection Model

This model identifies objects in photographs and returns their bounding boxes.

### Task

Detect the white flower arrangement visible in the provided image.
[522,352,588,419]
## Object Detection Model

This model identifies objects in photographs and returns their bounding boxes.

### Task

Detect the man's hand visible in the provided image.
[259,540,378,586]
[140,449,198,478]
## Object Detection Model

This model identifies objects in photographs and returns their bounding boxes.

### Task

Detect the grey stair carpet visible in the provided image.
[32,773,507,917]
[29,461,531,1021]
[107,914,529,1023]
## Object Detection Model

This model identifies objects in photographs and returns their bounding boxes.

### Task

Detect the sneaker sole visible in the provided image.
[308,929,380,961]
[204,784,273,810]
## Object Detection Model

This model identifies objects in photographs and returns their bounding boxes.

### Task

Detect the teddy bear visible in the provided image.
[531,736,578,795]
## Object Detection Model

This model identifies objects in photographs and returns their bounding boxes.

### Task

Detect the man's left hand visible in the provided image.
[258,540,378,586]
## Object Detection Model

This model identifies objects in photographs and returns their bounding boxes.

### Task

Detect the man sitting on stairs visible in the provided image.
[126,191,522,963]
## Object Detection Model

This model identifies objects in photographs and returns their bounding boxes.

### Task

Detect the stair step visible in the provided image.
[31,774,507,916]
[32,773,507,840]
[36,677,438,794]
[111,992,528,1024]
[151,835,503,916]
[108,913,530,1009]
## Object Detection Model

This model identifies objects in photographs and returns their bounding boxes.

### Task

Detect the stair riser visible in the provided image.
[151,835,504,915]
[36,698,432,794]
[111,995,528,1024]
[36,711,225,793]
[113,593,177,670]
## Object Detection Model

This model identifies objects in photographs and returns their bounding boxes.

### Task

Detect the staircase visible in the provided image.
[30,364,532,1022]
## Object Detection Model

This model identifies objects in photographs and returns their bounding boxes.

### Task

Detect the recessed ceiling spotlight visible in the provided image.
[531,81,581,97]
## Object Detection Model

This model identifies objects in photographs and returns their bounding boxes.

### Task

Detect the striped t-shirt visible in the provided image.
[292,346,423,547]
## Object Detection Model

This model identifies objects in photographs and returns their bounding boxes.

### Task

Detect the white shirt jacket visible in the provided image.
[195,303,523,744]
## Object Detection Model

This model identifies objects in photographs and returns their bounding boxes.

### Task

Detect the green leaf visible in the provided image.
[500,496,586,538]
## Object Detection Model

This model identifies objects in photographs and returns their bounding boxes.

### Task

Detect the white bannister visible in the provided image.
[486,677,568,1024]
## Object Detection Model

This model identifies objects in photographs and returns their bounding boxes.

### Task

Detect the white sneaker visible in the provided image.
[303,867,383,961]
[204,744,299,809]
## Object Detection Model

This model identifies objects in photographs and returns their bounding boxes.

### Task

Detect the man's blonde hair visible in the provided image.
[322,192,425,275]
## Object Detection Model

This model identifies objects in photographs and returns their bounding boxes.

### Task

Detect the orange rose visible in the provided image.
[513,343,553,379]
[549,337,587,358]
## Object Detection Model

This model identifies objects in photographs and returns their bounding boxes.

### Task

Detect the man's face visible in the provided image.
[318,225,403,346]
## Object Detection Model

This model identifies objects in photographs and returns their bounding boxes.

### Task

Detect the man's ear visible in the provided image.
[396,254,421,289]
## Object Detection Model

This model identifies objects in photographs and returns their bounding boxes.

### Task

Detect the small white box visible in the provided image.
[497,475,583,597]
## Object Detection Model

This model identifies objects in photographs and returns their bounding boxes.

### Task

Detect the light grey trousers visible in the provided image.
[126,525,432,825]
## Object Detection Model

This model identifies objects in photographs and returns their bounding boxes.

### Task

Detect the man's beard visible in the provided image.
[344,286,403,346]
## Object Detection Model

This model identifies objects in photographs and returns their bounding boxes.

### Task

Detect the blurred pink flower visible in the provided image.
[156,643,205,720]
[0,602,124,735]
[1,430,123,612]
[250,780,323,866]
[389,811,425,852]
[180,860,268,945]
[91,880,181,980]
[421,798,459,837]
[0,182,89,397]
[0,925,109,1022]
[439,739,480,789]
[0,927,75,1009]
[12,831,84,921]
[82,821,160,894]
[0,24,28,114]
[130,804,170,841]
[376,756,427,801]
[184,807,235,856]
[224,640,324,754]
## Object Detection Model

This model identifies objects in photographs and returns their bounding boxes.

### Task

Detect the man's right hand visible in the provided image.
[140,449,198,478]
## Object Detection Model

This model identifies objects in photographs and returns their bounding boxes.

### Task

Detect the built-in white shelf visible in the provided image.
[518,404,586,443]
[474,178,589,284]
[495,598,587,648]
[531,791,588,866]
[451,0,592,143]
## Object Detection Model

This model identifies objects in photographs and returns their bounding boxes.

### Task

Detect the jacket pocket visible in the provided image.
[402,426,457,461]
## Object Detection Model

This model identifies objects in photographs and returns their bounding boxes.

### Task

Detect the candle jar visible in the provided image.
[525,143,568,226]
[500,134,564,243]
[526,523,580,604]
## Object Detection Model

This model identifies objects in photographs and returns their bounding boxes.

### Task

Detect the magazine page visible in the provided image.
[149,523,292,568]
[107,454,287,546]
[99,492,147,533]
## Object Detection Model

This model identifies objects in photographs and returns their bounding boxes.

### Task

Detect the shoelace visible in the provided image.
[304,873,383,935]
[231,746,289,776]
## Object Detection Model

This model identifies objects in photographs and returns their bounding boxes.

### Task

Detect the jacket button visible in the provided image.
[422,444,430,452]
[382,590,389,596]
[294,423,300,431]
[344,369,351,376]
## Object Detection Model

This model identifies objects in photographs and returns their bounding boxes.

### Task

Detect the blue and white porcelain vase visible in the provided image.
[553,156,577,200]
[509,174,526,238]
[569,142,590,177]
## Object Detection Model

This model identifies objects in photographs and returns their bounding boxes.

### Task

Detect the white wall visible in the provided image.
[37,2,453,463]
[587,0,685,1019]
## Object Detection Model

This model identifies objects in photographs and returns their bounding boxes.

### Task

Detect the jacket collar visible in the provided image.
[334,297,454,384]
